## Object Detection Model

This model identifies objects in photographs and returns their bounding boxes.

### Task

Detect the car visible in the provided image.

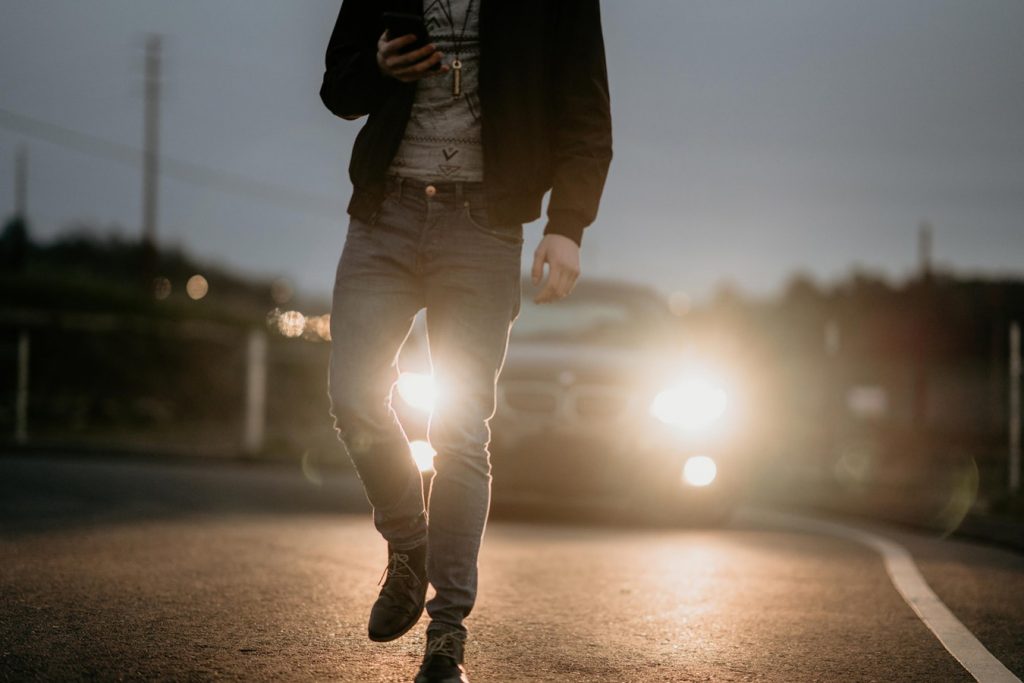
[392,277,749,525]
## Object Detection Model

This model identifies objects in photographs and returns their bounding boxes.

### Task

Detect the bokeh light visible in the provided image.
[152,276,171,300]
[668,291,691,317]
[305,314,331,341]
[277,310,306,338]
[186,274,209,300]
[265,308,332,341]
[833,444,876,488]
[409,440,437,473]
[271,278,293,304]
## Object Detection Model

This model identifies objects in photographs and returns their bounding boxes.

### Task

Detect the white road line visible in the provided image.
[743,508,1021,683]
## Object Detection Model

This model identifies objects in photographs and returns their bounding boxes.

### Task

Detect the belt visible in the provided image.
[384,175,486,201]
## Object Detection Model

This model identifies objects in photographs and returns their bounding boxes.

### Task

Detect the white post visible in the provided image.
[1010,321,1021,494]
[824,319,841,357]
[243,329,268,456]
[15,330,29,443]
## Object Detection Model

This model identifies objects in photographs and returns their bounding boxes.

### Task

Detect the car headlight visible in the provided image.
[397,372,438,413]
[682,455,717,487]
[650,378,729,431]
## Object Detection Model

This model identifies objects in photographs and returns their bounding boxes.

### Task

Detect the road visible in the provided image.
[2,454,1023,682]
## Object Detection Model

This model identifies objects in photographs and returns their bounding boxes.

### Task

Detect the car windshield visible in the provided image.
[512,288,674,348]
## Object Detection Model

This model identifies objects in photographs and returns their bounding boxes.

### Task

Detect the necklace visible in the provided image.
[436,0,474,98]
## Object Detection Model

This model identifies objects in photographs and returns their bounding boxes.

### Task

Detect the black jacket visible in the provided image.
[319,0,612,246]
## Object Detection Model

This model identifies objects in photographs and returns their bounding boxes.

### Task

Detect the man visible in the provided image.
[319,1,611,680]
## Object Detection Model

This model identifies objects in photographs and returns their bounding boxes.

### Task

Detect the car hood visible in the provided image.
[502,341,676,388]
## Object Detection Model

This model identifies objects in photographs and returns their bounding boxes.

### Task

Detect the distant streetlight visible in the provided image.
[186,274,209,300]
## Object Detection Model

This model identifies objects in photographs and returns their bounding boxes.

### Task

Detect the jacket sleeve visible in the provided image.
[319,0,393,120]
[544,0,614,247]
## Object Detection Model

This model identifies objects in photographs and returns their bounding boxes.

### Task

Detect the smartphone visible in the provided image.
[382,12,441,71]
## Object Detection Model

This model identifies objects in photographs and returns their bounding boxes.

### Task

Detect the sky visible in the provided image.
[1,1,1022,304]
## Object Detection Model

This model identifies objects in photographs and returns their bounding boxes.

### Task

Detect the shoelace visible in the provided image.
[378,551,422,588]
[425,630,465,662]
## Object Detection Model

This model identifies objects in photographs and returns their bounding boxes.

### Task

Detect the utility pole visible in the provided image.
[15,143,27,218]
[5,144,30,270]
[141,34,162,284]
[1010,321,1021,494]
[911,220,934,433]
[918,220,933,282]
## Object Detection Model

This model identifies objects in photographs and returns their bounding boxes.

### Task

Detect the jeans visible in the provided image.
[327,176,523,632]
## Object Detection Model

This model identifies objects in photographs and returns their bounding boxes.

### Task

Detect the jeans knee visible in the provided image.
[327,380,394,455]
[428,417,492,478]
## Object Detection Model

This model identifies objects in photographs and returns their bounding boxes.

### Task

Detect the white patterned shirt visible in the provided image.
[387,0,483,183]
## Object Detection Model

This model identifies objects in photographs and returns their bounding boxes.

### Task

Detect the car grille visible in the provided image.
[575,392,630,420]
[503,387,559,413]
[499,380,637,424]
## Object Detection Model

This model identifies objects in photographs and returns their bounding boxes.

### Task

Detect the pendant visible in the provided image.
[451,58,463,98]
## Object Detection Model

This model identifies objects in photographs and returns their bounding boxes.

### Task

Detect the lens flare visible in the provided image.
[397,372,437,413]
[409,440,436,473]
[682,455,717,487]
[300,449,323,486]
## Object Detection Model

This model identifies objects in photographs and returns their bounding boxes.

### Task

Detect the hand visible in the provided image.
[531,234,581,304]
[376,31,450,83]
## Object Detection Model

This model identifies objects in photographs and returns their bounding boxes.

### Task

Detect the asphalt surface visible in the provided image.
[1,454,1023,682]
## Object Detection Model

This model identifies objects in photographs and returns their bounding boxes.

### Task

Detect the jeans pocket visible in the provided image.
[369,195,398,228]
[462,202,524,246]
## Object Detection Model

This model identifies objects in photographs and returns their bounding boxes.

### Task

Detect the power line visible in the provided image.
[0,107,344,219]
